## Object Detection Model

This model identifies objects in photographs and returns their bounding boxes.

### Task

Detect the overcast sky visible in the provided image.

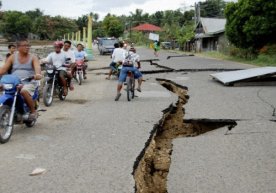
[2,0,230,20]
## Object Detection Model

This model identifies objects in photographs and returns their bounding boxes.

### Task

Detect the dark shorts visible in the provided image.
[109,61,116,70]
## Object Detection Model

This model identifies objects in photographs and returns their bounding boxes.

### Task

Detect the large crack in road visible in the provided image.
[132,78,237,193]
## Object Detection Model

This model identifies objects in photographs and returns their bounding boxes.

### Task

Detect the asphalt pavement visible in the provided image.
[0,46,275,193]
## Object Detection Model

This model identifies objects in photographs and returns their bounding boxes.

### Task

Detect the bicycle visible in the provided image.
[126,70,135,101]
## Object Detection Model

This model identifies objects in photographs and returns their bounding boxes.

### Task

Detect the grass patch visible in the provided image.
[199,51,276,67]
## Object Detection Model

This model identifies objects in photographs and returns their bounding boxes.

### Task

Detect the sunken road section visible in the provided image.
[132,78,237,193]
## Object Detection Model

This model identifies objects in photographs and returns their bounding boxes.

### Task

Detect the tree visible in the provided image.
[50,16,78,40]
[130,9,145,26]
[200,0,226,18]
[102,14,124,37]
[0,11,32,40]
[25,8,43,19]
[176,23,195,50]
[225,0,276,50]
[149,11,163,26]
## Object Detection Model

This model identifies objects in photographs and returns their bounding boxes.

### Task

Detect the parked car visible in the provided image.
[98,37,118,55]
[161,42,172,49]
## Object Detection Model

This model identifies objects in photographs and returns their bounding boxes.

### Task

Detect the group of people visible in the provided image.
[42,40,87,96]
[0,39,88,121]
[105,41,143,101]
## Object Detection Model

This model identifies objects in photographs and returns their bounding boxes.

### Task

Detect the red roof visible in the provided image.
[131,23,162,32]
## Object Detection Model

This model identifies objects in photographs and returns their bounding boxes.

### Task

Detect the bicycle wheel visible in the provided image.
[131,77,135,99]
[126,76,131,101]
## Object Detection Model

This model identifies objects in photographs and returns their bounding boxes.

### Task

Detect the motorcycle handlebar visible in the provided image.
[21,76,34,82]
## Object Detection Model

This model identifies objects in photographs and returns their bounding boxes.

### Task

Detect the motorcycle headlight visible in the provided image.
[47,69,54,74]
[3,84,14,90]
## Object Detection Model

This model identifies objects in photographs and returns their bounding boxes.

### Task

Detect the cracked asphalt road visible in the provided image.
[0,46,275,193]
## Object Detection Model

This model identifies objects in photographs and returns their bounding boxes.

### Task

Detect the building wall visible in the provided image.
[195,33,225,52]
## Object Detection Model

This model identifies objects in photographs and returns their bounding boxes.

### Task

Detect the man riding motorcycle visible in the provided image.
[0,38,42,121]
[62,40,75,90]
[43,41,72,96]
[74,43,88,79]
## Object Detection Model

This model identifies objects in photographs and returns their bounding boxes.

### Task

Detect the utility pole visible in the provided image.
[194,2,201,26]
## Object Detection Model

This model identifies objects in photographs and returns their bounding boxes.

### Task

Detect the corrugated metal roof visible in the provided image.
[210,67,276,85]
[200,17,226,34]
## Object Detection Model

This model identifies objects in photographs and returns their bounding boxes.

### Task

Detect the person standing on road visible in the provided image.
[0,38,42,121]
[153,40,160,57]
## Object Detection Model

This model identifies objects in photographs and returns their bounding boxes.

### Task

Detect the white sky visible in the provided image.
[1,0,213,20]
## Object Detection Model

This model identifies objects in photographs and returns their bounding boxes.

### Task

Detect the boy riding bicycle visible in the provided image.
[115,47,143,101]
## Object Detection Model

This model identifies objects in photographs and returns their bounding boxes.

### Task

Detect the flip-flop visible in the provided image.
[69,83,74,91]
[63,89,68,96]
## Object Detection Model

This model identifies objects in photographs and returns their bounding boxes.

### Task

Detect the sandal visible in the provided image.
[63,88,68,96]
[28,112,38,121]
[115,93,121,101]
[69,83,74,91]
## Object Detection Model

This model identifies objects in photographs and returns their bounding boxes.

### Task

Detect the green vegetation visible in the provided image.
[0,0,275,66]
[0,0,226,44]
[225,0,276,51]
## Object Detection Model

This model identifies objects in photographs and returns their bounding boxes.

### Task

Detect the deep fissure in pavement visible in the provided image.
[133,78,237,193]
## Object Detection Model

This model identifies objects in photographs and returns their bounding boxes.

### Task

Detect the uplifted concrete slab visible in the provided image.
[210,67,276,85]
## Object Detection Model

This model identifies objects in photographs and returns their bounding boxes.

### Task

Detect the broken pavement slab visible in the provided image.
[210,67,276,86]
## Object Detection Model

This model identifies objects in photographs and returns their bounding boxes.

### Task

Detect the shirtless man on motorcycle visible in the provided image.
[0,38,42,121]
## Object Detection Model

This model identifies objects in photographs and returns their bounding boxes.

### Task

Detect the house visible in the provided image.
[194,17,226,52]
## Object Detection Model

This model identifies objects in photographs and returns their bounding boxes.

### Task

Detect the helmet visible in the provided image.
[53,41,63,48]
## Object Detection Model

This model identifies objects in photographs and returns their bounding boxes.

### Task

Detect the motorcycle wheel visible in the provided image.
[43,84,53,107]
[79,72,82,85]
[0,105,13,144]
[59,86,67,101]
[25,119,36,127]
[76,73,80,84]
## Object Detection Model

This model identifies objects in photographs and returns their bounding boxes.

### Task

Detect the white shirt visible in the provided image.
[124,51,140,65]
[45,52,67,71]
[112,48,126,63]
[62,49,76,63]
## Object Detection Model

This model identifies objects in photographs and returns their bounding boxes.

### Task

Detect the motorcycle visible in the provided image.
[74,59,86,85]
[0,75,39,144]
[42,63,69,107]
